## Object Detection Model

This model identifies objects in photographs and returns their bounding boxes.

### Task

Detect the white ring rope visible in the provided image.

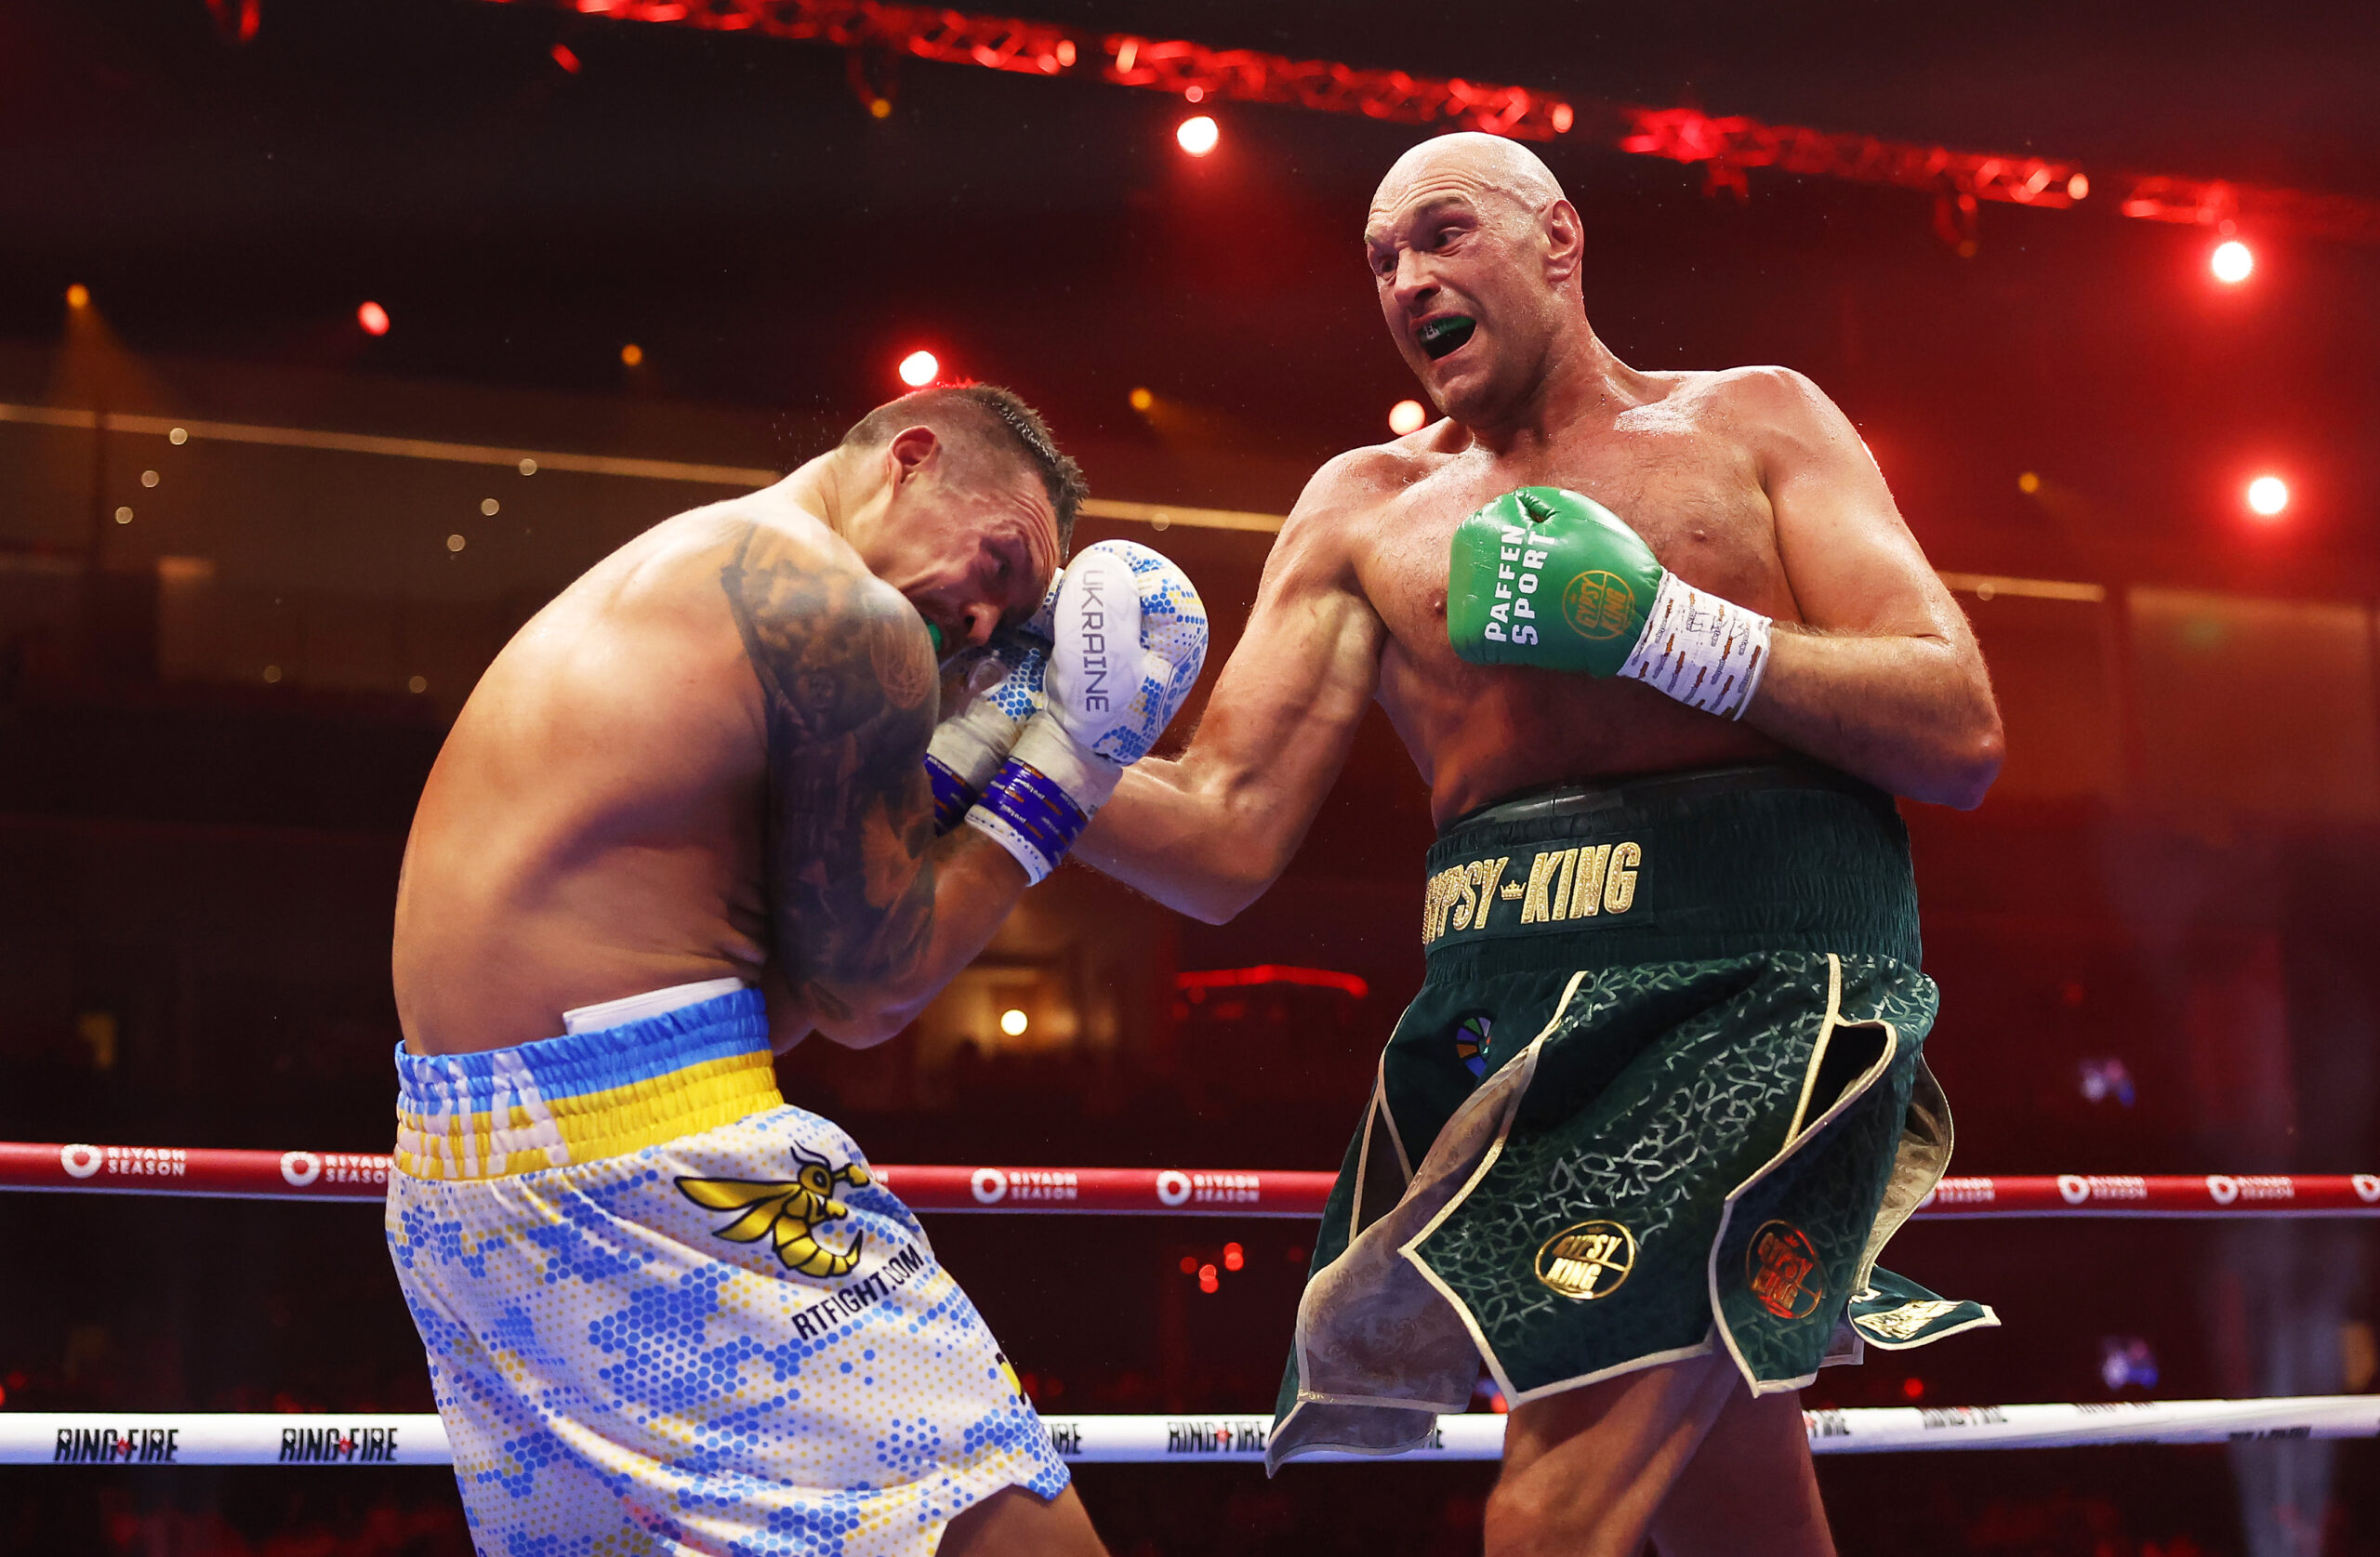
[10,1398,2379,1467]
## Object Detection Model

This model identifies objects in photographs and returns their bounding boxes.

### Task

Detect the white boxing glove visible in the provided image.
[964,540,1209,883]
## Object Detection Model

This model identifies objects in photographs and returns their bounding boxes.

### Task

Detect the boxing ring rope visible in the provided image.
[5,1141,2380,1218]
[10,1397,2380,1467]
[7,1141,2377,1467]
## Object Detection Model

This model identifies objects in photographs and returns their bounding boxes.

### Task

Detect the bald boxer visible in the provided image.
[1081,137,2003,1554]
[387,385,1205,1557]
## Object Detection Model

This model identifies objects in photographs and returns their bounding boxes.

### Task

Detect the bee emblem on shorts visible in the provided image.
[1535,1220,1635,1300]
[678,1147,871,1278]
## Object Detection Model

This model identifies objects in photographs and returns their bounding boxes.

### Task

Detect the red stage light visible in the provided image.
[1388,399,1427,436]
[1176,115,1219,156]
[2211,240,2254,284]
[1174,965,1368,1000]
[1902,1377,1925,1400]
[357,300,390,336]
[549,43,581,74]
[897,349,939,387]
[1197,1262,1219,1293]
[2246,475,2289,518]
[1223,1242,1244,1272]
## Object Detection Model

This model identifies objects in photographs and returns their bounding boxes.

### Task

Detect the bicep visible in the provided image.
[721,526,941,1014]
[1179,510,1384,809]
[1757,373,1969,645]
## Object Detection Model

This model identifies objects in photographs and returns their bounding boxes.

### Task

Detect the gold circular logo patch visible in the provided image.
[1746,1220,1825,1320]
[1561,570,1636,640]
[1535,1220,1635,1300]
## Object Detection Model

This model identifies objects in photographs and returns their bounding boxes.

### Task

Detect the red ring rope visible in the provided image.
[4,1141,2377,1217]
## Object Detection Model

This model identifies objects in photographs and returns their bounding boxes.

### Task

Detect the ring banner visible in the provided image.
[1916,1173,2380,1218]
[18,1415,450,1467]
[5,1143,2380,1219]
[0,1142,396,1203]
[0,1145,1335,1213]
[1796,1395,2380,1454]
[7,1400,2380,1467]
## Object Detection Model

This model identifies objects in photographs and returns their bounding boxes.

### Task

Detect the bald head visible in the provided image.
[1369,133,1566,229]
[1364,133,1592,431]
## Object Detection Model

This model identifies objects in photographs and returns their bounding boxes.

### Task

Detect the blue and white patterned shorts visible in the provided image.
[385,989,1067,1555]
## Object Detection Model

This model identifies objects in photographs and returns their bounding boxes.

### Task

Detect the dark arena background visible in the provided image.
[4,2,2380,1553]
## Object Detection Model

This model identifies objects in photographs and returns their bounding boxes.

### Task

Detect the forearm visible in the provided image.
[1076,757,1293,924]
[1743,627,2003,808]
[802,829,1029,1046]
[1441,375,2003,807]
[1072,473,1382,922]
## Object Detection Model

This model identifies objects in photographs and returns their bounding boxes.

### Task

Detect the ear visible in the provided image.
[885,425,941,487]
[1542,198,1585,292]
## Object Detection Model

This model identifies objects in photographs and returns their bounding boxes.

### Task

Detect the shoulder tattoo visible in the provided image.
[719,521,939,1018]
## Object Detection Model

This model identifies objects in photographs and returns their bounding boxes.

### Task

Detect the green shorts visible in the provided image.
[1269,765,1996,1470]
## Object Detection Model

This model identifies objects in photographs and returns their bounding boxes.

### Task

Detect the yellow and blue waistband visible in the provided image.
[392,987,780,1181]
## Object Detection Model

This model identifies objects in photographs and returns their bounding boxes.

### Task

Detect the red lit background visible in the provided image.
[1,3,2378,1554]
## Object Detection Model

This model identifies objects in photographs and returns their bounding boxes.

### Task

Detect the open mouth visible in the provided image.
[1414,315,1476,362]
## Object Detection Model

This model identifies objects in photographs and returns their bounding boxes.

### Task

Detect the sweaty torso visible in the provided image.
[391,500,797,1054]
[1340,370,1803,824]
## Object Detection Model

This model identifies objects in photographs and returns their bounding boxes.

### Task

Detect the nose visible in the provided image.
[957,601,999,651]
[1392,249,1438,312]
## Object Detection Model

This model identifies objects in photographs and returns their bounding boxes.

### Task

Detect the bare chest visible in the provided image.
[1358,417,1791,659]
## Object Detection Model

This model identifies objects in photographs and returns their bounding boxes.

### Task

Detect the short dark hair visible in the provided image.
[841,384,1086,559]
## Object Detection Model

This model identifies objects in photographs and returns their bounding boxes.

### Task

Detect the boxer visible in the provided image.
[387,385,1206,1556]
[1080,136,2003,1555]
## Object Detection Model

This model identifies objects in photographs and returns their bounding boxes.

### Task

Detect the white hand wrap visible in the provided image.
[920,574,1063,832]
[923,643,1045,832]
[1617,570,1773,720]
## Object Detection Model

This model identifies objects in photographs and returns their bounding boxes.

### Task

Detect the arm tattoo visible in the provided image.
[721,521,940,1021]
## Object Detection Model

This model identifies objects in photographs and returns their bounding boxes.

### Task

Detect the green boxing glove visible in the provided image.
[1447,487,1772,720]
